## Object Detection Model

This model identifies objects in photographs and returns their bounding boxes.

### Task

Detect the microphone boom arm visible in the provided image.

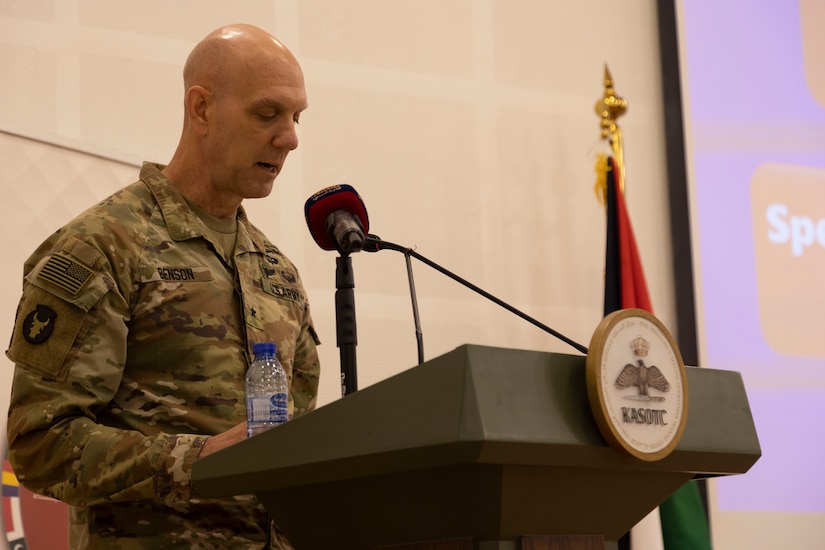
[365,234,589,356]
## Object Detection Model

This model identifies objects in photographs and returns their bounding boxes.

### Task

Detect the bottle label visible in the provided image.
[247,393,289,424]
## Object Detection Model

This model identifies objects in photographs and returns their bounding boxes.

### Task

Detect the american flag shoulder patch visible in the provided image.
[38,253,93,296]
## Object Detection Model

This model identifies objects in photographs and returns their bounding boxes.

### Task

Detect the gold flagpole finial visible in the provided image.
[594,64,627,201]
[595,64,628,139]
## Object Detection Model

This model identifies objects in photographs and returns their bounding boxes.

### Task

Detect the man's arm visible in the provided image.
[199,422,247,458]
[6,248,210,507]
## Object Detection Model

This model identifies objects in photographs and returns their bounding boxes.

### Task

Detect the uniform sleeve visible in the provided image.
[289,299,321,418]
[6,238,208,507]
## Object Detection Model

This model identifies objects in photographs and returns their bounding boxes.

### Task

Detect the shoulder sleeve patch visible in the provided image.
[7,289,94,380]
[21,304,58,344]
[9,237,113,379]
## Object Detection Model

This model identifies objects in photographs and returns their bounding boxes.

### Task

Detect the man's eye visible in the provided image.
[258,112,277,120]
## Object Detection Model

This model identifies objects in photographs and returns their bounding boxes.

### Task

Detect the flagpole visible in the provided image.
[593,66,712,550]
[595,65,666,550]
[594,64,628,200]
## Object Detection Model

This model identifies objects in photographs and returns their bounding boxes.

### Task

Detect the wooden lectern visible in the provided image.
[192,345,760,550]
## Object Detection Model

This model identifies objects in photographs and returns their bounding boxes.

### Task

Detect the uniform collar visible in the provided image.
[139,162,266,254]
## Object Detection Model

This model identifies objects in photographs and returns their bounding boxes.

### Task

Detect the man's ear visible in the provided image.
[185,85,212,133]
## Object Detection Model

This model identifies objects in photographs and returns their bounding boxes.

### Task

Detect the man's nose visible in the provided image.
[273,120,299,151]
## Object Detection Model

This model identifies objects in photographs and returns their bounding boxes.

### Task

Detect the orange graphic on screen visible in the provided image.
[800,0,825,108]
[751,163,825,357]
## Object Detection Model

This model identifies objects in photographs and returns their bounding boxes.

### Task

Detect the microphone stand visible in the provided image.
[403,252,425,365]
[364,234,589,356]
[335,252,358,396]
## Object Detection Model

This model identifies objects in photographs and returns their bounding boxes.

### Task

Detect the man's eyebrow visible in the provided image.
[251,98,280,109]
[250,97,308,111]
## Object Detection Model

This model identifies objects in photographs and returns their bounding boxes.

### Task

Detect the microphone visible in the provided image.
[304,185,371,397]
[304,185,369,254]
[364,234,589,356]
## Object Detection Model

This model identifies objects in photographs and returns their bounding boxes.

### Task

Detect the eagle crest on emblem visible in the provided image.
[615,359,671,397]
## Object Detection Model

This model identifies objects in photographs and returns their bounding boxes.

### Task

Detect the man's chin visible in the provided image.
[247,186,274,200]
[247,169,278,193]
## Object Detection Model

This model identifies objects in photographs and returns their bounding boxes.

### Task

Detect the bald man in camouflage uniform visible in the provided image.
[6,24,318,549]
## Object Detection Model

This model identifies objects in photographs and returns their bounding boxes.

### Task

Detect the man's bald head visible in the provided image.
[183,24,302,97]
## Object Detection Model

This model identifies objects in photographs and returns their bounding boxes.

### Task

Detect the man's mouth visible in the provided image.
[257,162,277,174]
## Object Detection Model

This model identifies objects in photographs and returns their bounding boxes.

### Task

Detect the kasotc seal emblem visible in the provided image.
[586,308,688,461]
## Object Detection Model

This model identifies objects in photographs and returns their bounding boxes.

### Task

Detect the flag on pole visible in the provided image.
[600,154,652,314]
[597,153,712,550]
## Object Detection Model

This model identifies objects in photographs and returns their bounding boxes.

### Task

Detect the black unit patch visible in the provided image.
[22,304,57,344]
[264,245,280,265]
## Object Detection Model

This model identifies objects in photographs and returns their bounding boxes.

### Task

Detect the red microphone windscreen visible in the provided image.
[304,184,369,250]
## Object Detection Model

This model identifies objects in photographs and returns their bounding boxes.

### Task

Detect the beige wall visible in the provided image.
[0,0,676,408]
[0,0,677,547]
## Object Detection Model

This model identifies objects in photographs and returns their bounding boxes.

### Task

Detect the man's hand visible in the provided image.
[199,422,247,458]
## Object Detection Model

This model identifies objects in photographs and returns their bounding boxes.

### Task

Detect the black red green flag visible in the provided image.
[601,155,712,550]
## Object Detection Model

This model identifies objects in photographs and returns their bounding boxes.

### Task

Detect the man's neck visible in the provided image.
[161,161,241,219]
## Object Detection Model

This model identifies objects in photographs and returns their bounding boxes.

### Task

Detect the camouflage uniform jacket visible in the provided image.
[6,162,321,548]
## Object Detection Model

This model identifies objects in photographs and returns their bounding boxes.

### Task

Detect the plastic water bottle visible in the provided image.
[245,342,289,437]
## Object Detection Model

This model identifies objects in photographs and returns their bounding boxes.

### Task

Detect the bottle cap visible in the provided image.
[252,342,277,357]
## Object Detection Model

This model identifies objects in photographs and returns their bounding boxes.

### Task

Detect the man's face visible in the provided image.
[203,58,308,203]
